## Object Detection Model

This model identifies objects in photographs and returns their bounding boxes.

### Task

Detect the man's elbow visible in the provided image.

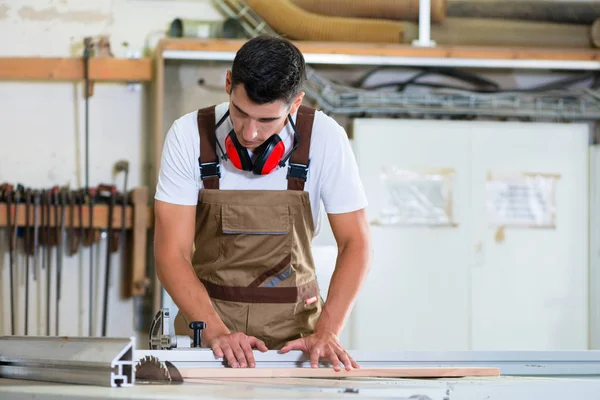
[340,234,373,270]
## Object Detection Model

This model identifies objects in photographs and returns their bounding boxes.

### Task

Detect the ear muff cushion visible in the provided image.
[253,135,284,175]
[225,131,253,171]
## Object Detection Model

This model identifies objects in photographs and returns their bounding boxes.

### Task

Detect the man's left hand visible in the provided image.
[279,331,359,371]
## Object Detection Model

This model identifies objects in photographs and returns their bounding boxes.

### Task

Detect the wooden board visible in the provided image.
[178,366,500,379]
[0,202,153,229]
[128,186,150,297]
[159,38,600,62]
[0,57,152,81]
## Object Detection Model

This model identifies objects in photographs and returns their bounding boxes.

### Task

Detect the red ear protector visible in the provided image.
[214,109,301,175]
[225,130,285,175]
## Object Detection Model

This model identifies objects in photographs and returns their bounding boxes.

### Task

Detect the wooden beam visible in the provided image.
[128,187,151,297]
[0,202,153,229]
[160,38,600,62]
[178,366,501,379]
[0,57,153,82]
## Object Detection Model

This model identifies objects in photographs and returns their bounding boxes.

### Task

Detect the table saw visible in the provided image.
[2,309,600,400]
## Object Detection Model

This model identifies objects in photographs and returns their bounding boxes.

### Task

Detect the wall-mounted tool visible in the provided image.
[97,184,117,337]
[87,187,97,336]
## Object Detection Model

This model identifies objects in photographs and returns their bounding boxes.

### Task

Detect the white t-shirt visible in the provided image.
[154,102,368,237]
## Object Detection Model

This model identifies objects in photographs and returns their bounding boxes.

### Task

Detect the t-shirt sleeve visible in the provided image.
[154,119,200,206]
[318,120,368,214]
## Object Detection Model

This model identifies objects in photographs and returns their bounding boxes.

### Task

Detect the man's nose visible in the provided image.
[242,122,258,142]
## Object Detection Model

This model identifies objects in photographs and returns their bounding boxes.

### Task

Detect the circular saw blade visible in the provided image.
[135,355,182,384]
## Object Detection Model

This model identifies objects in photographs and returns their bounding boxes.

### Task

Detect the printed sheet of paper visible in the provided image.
[376,166,455,226]
[486,173,558,228]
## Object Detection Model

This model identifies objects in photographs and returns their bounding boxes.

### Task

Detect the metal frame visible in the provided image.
[134,349,600,377]
[195,0,600,121]
[162,49,600,72]
[0,336,135,387]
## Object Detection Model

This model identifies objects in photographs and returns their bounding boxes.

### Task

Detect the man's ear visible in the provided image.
[289,91,305,115]
[224,70,232,95]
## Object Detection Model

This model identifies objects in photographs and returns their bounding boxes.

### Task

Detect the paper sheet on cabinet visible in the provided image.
[486,172,559,228]
[374,166,455,226]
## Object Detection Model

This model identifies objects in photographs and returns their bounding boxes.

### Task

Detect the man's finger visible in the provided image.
[280,339,301,353]
[222,345,239,368]
[349,354,360,369]
[231,342,249,368]
[326,347,342,372]
[212,344,224,359]
[240,340,256,368]
[249,337,269,352]
[337,348,353,371]
[310,347,321,368]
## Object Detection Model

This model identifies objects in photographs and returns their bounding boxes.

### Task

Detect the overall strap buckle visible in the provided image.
[199,160,221,179]
[287,162,309,181]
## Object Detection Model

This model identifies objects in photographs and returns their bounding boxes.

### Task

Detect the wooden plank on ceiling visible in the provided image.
[159,38,600,62]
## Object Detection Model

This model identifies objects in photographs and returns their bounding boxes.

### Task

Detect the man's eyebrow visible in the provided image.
[232,101,248,116]
[232,101,282,122]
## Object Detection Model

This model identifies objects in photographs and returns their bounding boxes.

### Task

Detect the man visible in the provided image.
[153,35,372,372]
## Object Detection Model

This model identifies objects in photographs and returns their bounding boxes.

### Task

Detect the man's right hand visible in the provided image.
[208,332,268,368]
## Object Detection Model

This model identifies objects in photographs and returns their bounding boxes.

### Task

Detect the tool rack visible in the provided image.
[0,186,153,298]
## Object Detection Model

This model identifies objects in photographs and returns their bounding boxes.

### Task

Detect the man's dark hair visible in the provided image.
[231,35,306,105]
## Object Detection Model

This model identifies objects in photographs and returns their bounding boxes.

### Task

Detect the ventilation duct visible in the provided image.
[289,0,446,23]
[446,1,600,25]
[245,0,598,48]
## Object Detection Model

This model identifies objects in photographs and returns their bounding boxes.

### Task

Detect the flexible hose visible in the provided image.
[244,0,598,48]
[447,0,600,25]
[244,0,417,43]
[289,0,446,23]
[432,17,597,48]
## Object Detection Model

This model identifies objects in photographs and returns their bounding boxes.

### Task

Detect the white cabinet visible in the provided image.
[350,119,590,351]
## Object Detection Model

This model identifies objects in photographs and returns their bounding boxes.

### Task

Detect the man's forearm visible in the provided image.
[156,258,229,342]
[314,240,372,337]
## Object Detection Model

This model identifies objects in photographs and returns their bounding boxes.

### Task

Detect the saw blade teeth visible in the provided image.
[135,355,173,382]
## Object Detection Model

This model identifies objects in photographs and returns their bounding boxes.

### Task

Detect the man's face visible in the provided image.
[225,70,303,151]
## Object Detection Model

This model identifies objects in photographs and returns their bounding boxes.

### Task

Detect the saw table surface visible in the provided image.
[3,375,600,400]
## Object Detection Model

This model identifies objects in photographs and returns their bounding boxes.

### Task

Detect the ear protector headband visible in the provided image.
[214,109,301,175]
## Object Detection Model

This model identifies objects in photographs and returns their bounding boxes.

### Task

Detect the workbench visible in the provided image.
[2,373,600,399]
[2,335,600,400]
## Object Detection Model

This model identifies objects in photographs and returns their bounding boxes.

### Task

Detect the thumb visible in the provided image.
[250,337,269,352]
[280,339,303,353]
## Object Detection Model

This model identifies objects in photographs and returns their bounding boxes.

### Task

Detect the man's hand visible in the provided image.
[208,332,268,368]
[279,331,359,372]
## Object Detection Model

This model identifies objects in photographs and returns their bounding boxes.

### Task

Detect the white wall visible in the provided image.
[0,0,223,340]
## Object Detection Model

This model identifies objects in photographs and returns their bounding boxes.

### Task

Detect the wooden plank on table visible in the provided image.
[179,366,501,379]
[0,57,153,81]
[159,38,600,62]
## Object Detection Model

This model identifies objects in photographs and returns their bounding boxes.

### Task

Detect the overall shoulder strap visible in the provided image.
[287,105,316,191]
[197,106,220,190]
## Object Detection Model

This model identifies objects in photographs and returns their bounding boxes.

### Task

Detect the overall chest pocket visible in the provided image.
[219,204,293,265]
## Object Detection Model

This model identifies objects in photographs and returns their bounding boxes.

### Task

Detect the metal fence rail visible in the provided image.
[0,336,135,387]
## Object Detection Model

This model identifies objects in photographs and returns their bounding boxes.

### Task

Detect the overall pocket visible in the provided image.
[218,204,293,283]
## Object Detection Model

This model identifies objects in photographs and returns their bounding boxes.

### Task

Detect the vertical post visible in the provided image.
[152,41,166,315]
[128,186,150,298]
[413,0,436,47]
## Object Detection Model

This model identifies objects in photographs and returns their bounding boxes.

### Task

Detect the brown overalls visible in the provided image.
[174,105,323,349]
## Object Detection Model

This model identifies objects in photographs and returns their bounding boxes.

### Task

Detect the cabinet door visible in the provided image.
[470,122,589,350]
[350,119,473,351]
